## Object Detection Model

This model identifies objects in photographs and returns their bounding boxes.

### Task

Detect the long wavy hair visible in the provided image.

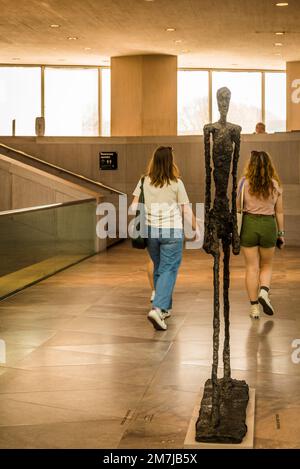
[147,146,180,187]
[245,151,281,199]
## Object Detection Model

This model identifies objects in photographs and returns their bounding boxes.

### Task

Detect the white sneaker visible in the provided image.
[250,304,260,319]
[147,308,167,331]
[258,289,274,316]
[161,309,172,320]
[150,290,155,303]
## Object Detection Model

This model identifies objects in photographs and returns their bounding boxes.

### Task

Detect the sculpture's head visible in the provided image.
[217,87,231,120]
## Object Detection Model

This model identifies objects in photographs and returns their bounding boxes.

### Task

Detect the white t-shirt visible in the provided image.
[133,176,189,229]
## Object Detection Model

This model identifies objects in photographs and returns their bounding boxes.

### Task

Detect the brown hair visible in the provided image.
[147,146,180,187]
[245,151,281,199]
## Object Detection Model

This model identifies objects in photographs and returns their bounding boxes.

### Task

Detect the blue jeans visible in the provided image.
[147,226,184,311]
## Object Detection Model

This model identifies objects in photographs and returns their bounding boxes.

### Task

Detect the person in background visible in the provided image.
[255,122,266,134]
[131,146,199,331]
[237,150,285,319]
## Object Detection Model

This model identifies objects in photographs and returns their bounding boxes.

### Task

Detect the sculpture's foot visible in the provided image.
[195,378,249,444]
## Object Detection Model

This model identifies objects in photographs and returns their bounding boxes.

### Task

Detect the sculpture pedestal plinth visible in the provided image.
[184,384,255,449]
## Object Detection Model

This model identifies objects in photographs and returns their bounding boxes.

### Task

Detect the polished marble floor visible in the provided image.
[0,242,299,449]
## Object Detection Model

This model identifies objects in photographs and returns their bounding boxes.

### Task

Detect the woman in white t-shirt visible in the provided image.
[132,146,198,331]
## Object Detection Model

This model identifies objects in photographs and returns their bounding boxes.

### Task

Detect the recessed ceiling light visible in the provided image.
[58,58,66,61]
[67,36,78,40]
[181,49,190,54]
[144,0,155,2]
[275,31,285,35]
[50,24,60,28]
[276,2,289,6]
[174,39,182,44]
[166,28,176,32]
[84,47,92,51]
[274,42,283,46]
[12,57,20,60]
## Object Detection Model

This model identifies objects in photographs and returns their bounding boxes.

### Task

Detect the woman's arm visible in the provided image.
[182,204,198,231]
[275,193,285,246]
[181,204,202,243]
[129,196,139,214]
[236,191,241,212]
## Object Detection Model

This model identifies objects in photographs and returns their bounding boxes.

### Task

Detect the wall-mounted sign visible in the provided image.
[99,152,118,170]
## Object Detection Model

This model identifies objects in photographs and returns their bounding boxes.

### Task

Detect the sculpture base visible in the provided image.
[184,386,255,449]
[196,378,249,444]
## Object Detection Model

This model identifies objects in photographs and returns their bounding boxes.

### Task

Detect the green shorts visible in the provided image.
[240,213,277,248]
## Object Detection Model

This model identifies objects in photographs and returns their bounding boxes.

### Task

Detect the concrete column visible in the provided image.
[111,55,177,136]
[287,61,300,131]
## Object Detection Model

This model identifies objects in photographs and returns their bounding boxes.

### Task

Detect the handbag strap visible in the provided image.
[139,176,145,205]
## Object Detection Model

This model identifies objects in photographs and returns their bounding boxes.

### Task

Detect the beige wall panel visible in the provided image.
[0,168,12,211]
[282,185,300,216]
[55,192,77,204]
[111,56,143,137]
[285,215,300,246]
[0,153,98,210]
[12,174,55,209]
[111,55,177,136]
[142,56,177,136]
[287,62,300,132]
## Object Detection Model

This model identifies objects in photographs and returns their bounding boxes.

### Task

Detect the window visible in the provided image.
[212,72,262,134]
[44,68,98,136]
[178,71,209,135]
[0,67,41,136]
[101,68,111,136]
[265,72,286,133]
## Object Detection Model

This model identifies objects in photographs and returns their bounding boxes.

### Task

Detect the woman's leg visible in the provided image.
[242,246,260,302]
[147,259,154,291]
[259,247,275,289]
[146,241,160,291]
[153,235,183,311]
[258,247,276,316]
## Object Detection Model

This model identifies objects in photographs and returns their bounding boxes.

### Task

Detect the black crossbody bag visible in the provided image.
[131,177,147,250]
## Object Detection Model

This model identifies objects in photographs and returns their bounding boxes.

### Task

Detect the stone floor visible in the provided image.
[0,242,299,449]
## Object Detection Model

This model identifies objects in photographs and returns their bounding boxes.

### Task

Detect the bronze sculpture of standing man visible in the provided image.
[196,87,249,444]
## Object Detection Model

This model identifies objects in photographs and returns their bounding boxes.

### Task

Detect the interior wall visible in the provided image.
[111,55,177,136]
[0,154,98,211]
[1,132,300,245]
[287,61,300,132]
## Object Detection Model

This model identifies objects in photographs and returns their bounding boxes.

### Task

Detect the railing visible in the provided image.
[0,142,125,196]
[0,198,98,300]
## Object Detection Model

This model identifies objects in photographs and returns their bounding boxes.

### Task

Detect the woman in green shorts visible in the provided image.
[237,151,285,319]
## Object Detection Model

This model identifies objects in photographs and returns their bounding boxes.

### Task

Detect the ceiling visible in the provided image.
[0,0,299,69]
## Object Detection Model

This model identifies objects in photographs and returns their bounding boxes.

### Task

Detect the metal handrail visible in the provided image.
[0,142,126,196]
[0,198,97,217]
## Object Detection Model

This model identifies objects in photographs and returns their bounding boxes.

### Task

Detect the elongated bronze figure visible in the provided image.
[195,87,249,443]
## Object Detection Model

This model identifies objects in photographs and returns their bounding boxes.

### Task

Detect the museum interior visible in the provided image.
[0,0,300,450]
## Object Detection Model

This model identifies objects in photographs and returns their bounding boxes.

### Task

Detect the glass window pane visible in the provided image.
[101,68,111,136]
[45,68,98,136]
[0,67,41,136]
[212,72,262,134]
[265,72,286,133]
[178,71,209,135]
